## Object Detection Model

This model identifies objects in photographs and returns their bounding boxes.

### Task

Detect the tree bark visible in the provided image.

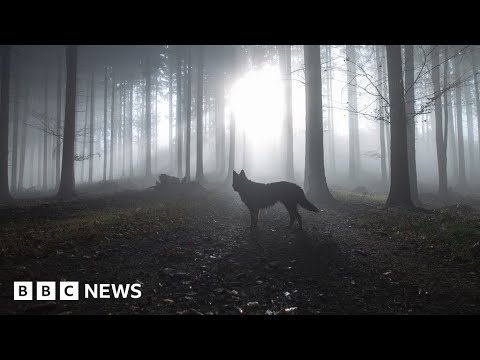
[385,45,412,207]
[176,48,183,179]
[196,45,204,182]
[454,54,467,189]
[109,70,115,180]
[11,62,20,193]
[43,67,49,190]
[404,45,419,203]
[304,45,335,205]
[103,66,108,182]
[58,45,78,200]
[431,46,448,197]
[88,71,95,183]
[346,45,360,180]
[56,55,63,188]
[375,45,388,186]
[185,47,192,182]
[145,56,152,177]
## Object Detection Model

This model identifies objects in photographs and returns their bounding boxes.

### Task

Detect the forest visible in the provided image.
[0,45,479,315]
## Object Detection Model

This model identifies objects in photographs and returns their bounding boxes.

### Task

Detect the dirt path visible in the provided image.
[1,187,479,314]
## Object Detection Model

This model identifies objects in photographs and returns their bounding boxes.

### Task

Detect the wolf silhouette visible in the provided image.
[232,170,319,229]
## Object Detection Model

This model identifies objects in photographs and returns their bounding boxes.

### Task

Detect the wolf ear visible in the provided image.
[233,170,238,177]
[240,170,246,178]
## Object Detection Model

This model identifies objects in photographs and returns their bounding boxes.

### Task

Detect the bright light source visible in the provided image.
[230,65,283,144]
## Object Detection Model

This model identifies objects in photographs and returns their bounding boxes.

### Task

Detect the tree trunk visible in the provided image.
[304,45,335,205]
[18,70,29,192]
[56,55,63,188]
[176,48,183,179]
[109,70,115,180]
[375,45,387,186]
[346,45,360,180]
[43,68,49,190]
[11,62,20,194]
[0,45,13,203]
[169,51,174,173]
[215,55,226,177]
[145,56,152,177]
[465,77,474,181]
[385,45,412,207]
[58,45,78,200]
[280,45,295,181]
[473,53,480,171]
[326,45,335,175]
[129,79,134,177]
[88,71,95,184]
[431,46,448,197]
[196,45,204,182]
[103,66,108,182]
[81,80,88,183]
[404,45,419,203]
[227,46,237,182]
[185,47,192,182]
[454,54,467,189]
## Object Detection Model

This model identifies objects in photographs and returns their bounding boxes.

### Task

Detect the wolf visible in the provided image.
[232,170,319,229]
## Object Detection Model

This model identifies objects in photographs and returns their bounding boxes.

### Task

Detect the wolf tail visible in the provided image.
[299,195,320,212]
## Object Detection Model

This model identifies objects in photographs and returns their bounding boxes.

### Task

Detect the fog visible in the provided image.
[4,45,480,197]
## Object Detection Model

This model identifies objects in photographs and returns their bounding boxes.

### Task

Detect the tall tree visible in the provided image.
[11,60,21,193]
[88,71,95,183]
[346,45,360,180]
[168,49,174,172]
[43,67,49,190]
[279,45,295,181]
[303,45,335,204]
[385,45,412,207]
[18,68,29,192]
[129,78,134,177]
[375,45,388,186]
[473,51,480,167]
[145,56,152,177]
[185,47,192,182]
[103,66,108,182]
[196,45,204,182]
[56,55,63,188]
[58,45,78,200]
[0,45,13,203]
[454,52,467,188]
[227,46,237,183]
[81,79,89,183]
[404,45,419,203]
[109,70,115,180]
[215,48,226,177]
[431,45,448,197]
[176,48,183,179]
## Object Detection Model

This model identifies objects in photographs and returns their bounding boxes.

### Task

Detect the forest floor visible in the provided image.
[1,182,480,315]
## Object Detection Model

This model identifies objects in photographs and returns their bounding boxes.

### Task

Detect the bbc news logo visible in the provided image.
[14,282,142,301]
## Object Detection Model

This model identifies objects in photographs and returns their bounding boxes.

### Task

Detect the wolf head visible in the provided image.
[232,170,247,192]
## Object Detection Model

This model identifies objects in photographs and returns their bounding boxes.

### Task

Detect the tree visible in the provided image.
[58,45,78,200]
[103,66,108,182]
[404,45,419,204]
[279,45,295,181]
[303,45,335,205]
[109,70,115,180]
[346,45,360,180]
[185,47,192,182]
[196,45,204,182]
[385,45,412,207]
[168,49,174,172]
[145,56,152,177]
[56,54,63,188]
[43,66,49,190]
[375,45,388,186]
[176,47,183,179]
[88,71,95,183]
[431,45,448,197]
[0,46,13,203]
[454,52,467,189]
[11,59,21,193]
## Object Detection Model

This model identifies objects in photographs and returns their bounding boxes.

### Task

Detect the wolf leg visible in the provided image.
[250,209,259,227]
[293,207,302,230]
[284,203,296,228]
